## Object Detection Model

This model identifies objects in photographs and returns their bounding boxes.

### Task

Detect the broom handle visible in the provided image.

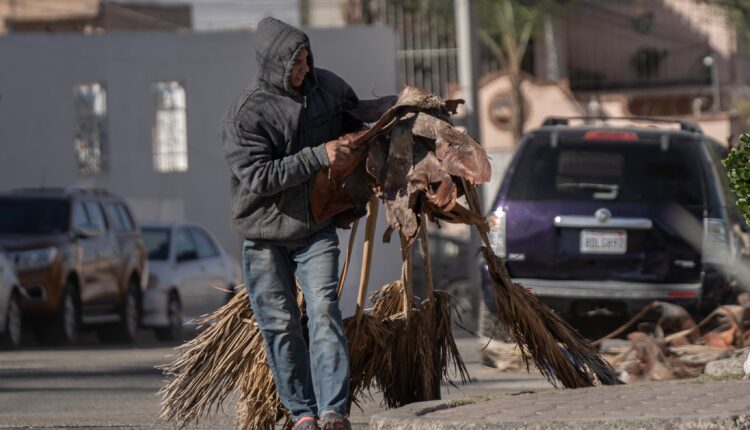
[337,218,360,298]
[419,213,434,303]
[356,198,379,316]
[400,233,414,317]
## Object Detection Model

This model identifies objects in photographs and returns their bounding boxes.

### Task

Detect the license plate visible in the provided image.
[580,229,627,254]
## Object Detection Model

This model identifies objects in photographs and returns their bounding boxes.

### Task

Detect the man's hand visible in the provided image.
[325,136,356,170]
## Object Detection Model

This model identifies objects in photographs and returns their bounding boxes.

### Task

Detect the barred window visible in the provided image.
[73,83,107,175]
[153,81,188,173]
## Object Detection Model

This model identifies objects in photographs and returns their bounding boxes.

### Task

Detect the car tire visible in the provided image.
[155,293,182,342]
[42,282,80,345]
[98,280,139,343]
[1,292,22,349]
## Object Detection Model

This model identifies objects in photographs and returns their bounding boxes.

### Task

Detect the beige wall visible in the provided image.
[475,75,585,150]
[0,0,98,32]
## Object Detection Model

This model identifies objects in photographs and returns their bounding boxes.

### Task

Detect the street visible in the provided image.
[0,333,552,429]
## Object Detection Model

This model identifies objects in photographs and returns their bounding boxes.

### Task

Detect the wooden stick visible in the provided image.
[400,233,414,318]
[419,213,434,304]
[337,218,360,298]
[356,198,379,316]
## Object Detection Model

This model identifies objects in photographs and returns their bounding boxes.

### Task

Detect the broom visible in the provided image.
[343,198,392,408]
[418,213,469,393]
[462,180,622,387]
[158,287,291,429]
[159,222,364,429]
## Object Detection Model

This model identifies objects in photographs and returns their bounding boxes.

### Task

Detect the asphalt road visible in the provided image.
[0,332,552,429]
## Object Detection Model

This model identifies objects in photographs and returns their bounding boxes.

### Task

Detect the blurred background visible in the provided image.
[1,0,750,337]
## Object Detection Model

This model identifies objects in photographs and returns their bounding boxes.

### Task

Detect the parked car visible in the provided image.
[140,222,241,341]
[481,117,747,335]
[0,188,148,344]
[0,247,23,348]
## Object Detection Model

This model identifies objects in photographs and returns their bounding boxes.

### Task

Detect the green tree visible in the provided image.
[703,1,750,47]
[477,0,568,145]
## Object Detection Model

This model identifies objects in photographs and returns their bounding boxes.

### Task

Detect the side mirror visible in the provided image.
[176,250,199,263]
[76,224,101,239]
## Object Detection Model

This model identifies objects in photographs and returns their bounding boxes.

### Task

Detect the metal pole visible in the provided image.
[454,0,484,328]
[711,59,721,113]
[454,0,480,141]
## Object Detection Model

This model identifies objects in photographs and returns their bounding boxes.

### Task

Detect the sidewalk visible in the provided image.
[371,378,750,429]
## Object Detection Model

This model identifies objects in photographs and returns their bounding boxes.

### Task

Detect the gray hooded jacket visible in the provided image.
[221,17,363,242]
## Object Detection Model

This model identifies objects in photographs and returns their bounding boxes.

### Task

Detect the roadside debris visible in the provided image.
[482,295,750,383]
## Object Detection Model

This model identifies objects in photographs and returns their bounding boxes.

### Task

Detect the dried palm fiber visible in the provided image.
[418,214,469,390]
[159,225,363,429]
[342,198,392,409]
[462,180,622,388]
[375,232,436,408]
[158,285,292,430]
[593,301,698,347]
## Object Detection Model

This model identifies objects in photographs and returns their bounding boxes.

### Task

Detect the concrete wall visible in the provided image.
[0,27,399,315]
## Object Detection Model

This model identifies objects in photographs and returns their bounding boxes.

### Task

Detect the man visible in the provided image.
[220,17,364,430]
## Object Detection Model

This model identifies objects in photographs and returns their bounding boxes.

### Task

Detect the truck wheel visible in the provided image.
[42,283,80,345]
[155,293,182,342]
[98,280,139,343]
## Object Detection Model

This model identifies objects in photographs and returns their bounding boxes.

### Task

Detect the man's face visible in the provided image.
[290,48,310,89]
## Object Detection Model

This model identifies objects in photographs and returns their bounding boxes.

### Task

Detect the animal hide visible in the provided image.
[311,86,492,243]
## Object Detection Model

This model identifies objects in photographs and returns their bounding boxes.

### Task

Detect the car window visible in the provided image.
[142,227,170,260]
[191,227,220,258]
[83,201,107,231]
[507,137,705,206]
[175,227,198,262]
[72,201,91,230]
[102,202,126,232]
[0,198,69,235]
[116,203,135,231]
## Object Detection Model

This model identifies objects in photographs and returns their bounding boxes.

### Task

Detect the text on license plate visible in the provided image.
[580,229,627,254]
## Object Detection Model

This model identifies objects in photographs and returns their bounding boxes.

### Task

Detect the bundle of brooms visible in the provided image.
[159,86,620,429]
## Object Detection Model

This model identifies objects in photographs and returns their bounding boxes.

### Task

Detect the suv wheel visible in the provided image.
[40,283,80,345]
[155,293,182,342]
[1,292,22,349]
[98,280,139,343]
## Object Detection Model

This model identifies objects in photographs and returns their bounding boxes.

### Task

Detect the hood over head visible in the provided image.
[255,17,317,97]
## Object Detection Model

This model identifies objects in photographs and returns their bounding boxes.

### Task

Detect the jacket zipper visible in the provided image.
[302,95,311,232]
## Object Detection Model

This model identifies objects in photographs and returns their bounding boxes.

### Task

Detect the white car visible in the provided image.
[140,222,241,341]
[0,247,23,348]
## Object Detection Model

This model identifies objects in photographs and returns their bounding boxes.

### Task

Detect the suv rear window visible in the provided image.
[507,136,705,206]
[0,198,69,234]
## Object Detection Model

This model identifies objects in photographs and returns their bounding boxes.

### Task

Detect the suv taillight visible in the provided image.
[488,207,507,258]
[702,218,731,265]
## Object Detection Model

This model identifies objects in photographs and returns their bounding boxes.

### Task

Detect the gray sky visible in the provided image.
[145,0,300,30]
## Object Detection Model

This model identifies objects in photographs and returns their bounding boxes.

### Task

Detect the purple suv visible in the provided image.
[482,117,745,326]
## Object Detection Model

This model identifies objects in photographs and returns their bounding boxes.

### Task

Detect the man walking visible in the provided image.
[220,17,363,430]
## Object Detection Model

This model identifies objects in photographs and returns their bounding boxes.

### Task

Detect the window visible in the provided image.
[0,199,68,235]
[73,83,107,175]
[142,228,170,261]
[191,227,219,258]
[115,203,135,231]
[175,227,198,261]
[72,202,91,230]
[83,201,107,231]
[152,81,188,172]
[102,202,126,232]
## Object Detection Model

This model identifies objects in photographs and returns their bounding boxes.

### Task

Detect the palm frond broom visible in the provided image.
[343,199,392,408]
[462,180,622,387]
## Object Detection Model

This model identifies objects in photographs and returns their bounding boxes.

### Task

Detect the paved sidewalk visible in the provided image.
[371,378,750,429]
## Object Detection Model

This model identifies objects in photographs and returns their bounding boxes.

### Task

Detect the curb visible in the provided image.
[369,397,750,430]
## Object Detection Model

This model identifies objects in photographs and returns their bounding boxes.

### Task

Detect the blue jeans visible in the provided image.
[242,227,350,420]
